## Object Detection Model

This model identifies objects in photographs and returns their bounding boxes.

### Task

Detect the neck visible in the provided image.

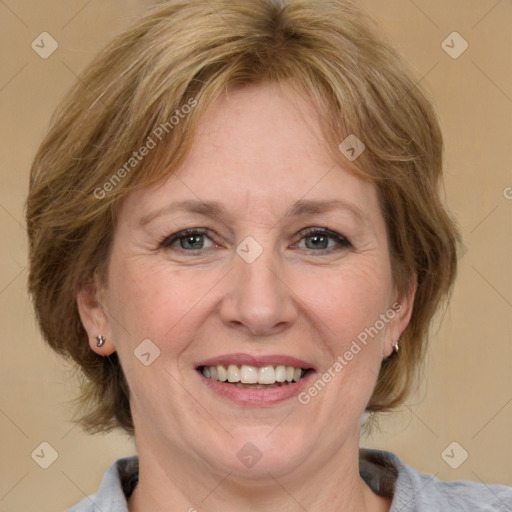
[127,433,390,512]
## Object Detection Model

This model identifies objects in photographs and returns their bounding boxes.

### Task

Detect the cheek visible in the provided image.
[306,261,393,351]
[106,257,224,350]
[294,265,392,426]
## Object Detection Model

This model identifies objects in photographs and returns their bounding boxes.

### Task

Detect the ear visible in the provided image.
[76,278,116,356]
[383,273,417,358]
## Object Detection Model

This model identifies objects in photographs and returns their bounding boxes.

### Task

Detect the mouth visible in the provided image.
[198,364,312,389]
[195,354,316,405]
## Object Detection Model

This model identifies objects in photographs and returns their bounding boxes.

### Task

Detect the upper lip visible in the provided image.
[196,353,316,370]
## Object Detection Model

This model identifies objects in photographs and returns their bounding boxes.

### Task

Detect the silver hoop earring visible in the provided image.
[392,341,399,353]
[96,335,106,348]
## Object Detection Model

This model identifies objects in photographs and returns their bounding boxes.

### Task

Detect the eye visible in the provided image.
[294,228,352,252]
[159,228,217,252]
[158,227,351,255]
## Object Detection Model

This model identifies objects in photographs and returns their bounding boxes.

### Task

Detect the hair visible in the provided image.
[26,0,460,434]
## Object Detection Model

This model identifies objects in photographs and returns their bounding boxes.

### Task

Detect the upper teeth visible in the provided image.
[202,364,304,384]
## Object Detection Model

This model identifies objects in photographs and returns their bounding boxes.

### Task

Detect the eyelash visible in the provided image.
[158,227,352,255]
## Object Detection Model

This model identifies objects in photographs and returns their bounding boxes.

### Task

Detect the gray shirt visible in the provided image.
[68,448,512,511]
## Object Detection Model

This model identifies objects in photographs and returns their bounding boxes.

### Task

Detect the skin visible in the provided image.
[78,82,415,512]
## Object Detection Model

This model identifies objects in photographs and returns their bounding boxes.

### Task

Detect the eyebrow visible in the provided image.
[138,198,366,227]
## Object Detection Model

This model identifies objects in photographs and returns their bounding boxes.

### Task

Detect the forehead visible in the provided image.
[119,82,381,227]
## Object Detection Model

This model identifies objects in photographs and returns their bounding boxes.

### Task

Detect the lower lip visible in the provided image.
[198,370,316,406]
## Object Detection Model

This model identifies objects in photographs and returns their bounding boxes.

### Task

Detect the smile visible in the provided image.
[200,364,308,387]
[195,354,316,405]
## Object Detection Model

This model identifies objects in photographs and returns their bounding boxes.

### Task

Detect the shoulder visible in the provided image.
[360,448,512,512]
[67,456,138,512]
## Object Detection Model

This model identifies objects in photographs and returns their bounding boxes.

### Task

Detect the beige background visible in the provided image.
[0,0,511,510]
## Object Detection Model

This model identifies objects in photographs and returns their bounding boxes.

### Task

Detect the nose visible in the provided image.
[219,249,298,337]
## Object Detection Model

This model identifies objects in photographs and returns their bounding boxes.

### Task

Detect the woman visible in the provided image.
[26,0,512,510]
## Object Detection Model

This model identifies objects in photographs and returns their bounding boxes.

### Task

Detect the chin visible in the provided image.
[197,427,313,481]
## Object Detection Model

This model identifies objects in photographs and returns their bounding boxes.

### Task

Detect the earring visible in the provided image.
[96,335,106,348]
[392,341,400,353]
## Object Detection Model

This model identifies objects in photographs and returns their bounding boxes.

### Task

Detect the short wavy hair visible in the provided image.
[26,0,460,434]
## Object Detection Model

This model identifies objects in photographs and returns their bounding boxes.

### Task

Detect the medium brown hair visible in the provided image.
[26,0,460,434]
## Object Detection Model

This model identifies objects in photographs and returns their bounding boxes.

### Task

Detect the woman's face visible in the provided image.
[80,82,413,480]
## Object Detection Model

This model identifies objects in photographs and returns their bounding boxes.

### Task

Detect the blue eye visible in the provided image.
[159,227,351,254]
[296,228,352,252]
[159,229,215,251]
[177,233,206,250]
